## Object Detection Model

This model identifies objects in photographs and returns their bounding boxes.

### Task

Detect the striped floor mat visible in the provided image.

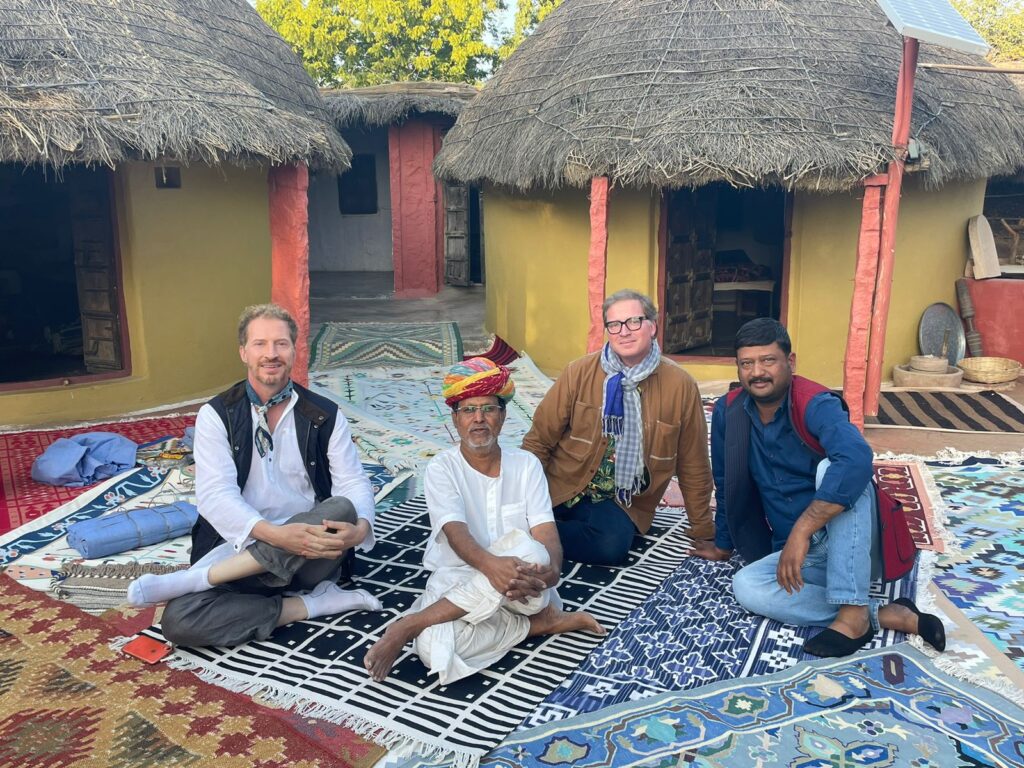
[144,497,696,768]
[870,390,1024,433]
[310,322,464,370]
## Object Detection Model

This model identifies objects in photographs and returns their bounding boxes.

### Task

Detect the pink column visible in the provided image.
[389,121,442,298]
[268,164,310,386]
[587,177,610,353]
[864,37,920,418]
[843,175,887,430]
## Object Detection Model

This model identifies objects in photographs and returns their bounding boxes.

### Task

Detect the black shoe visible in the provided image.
[804,627,875,658]
[892,597,946,652]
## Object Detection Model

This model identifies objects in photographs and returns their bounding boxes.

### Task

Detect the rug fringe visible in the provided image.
[909,543,1024,708]
[156,649,481,768]
[913,461,958,553]
[875,448,1024,466]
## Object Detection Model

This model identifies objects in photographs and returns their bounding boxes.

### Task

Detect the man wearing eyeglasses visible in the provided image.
[522,289,714,566]
[364,357,604,683]
[694,318,945,657]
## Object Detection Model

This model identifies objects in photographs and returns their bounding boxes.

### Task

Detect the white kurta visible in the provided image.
[192,392,376,569]
[413,446,558,684]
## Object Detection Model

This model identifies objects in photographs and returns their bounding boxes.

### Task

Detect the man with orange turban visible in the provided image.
[364,358,604,683]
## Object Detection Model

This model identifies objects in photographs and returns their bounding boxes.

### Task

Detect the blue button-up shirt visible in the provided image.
[712,390,873,552]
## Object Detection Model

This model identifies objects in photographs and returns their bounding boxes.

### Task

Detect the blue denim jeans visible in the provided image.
[732,459,882,630]
[554,497,637,565]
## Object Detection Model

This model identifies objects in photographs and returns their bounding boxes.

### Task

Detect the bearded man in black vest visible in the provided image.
[692,318,944,658]
[128,304,382,646]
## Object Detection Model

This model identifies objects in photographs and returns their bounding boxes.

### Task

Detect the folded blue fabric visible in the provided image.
[31,432,138,487]
[66,502,199,559]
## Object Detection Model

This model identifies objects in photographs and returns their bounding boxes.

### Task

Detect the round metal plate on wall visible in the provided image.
[918,302,967,365]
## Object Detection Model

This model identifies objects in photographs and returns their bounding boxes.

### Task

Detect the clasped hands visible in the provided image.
[268,518,371,559]
[482,554,559,603]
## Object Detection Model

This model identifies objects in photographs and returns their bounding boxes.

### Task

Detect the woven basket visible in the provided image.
[957,357,1022,384]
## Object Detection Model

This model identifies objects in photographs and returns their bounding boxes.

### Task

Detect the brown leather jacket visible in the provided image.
[522,352,713,537]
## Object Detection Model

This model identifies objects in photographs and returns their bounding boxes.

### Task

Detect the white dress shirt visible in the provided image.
[193,389,376,565]
[422,445,555,572]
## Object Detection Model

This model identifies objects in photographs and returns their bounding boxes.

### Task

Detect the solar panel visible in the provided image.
[875,0,990,55]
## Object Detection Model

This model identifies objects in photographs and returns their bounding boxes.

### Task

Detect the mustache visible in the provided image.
[748,377,773,385]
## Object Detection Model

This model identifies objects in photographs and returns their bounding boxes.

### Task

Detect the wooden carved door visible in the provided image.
[444,182,470,286]
[70,170,123,372]
[662,187,717,353]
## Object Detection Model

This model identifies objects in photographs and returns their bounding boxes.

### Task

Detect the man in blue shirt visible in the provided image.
[692,318,944,657]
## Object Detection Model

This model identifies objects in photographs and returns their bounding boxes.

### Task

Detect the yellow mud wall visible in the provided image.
[0,163,272,427]
[484,186,661,376]
[787,176,986,387]
[485,176,985,386]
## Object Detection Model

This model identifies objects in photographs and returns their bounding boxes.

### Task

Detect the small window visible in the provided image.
[338,155,378,214]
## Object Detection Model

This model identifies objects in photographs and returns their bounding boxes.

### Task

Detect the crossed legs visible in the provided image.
[139,497,381,647]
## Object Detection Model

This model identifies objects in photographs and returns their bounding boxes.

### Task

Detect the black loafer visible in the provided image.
[893,597,946,652]
[804,627,875,658]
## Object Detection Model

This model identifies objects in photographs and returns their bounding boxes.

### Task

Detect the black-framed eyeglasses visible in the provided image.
[605,316,646,334]
[454,404,505,416]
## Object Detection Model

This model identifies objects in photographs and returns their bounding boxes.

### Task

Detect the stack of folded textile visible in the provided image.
[53,562,189,613]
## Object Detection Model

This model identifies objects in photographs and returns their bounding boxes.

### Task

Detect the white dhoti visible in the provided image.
[412,529,560,684]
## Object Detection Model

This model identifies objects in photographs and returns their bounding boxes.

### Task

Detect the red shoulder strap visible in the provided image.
[789,376,830,456]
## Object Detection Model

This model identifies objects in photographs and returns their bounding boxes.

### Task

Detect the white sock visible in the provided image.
[300,581,383,619]
[127,566,211,606]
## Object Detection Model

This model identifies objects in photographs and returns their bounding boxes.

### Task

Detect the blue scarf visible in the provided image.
[246,381,294,458]
[600,340,661,506]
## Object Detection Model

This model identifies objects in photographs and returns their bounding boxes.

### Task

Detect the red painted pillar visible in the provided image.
[587,177,610,353]
[268,164,310,386]
[843,175,887,430]
[865,37,919,418]
[389,121,443,298]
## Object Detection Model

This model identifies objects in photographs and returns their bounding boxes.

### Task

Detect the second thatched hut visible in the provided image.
[435,0,1024,384]
[315,82,481,298]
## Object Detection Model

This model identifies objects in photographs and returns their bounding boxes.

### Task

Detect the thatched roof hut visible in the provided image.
[435,0,1024,192]
[0,0,349,169]
[322,82,478,130]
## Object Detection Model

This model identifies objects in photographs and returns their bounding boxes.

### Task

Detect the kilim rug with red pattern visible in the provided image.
[0,415,195,535]
[0,574,381,768]
[874,460,945,553]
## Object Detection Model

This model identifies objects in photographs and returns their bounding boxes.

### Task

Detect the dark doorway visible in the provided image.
[662,183,786,357]
[0,165,124,386]
[444,183,485,287]
[469,187,483,284]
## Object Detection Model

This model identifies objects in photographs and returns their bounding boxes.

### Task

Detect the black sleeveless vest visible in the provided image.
[189,380,338,564]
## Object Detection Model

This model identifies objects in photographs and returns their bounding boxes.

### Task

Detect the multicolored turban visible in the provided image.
[442,357,515,407]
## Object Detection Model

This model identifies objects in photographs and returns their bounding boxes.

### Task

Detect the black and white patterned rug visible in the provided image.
[145,496,696,768]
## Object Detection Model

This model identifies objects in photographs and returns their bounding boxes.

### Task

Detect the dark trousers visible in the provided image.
[554,497,637,566]
[161,497,357,647]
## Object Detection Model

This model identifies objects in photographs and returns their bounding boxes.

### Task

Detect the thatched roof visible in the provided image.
[0,0,350,169]
[323,82,478,130]
[436,0,1024,192]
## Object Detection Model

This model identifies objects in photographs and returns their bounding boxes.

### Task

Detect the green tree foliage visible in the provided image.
[952,0,1024,60]
[256,0,499,87]
[497,0,563,62]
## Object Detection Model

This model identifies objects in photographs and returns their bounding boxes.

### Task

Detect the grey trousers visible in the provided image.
[161,496,357,647]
